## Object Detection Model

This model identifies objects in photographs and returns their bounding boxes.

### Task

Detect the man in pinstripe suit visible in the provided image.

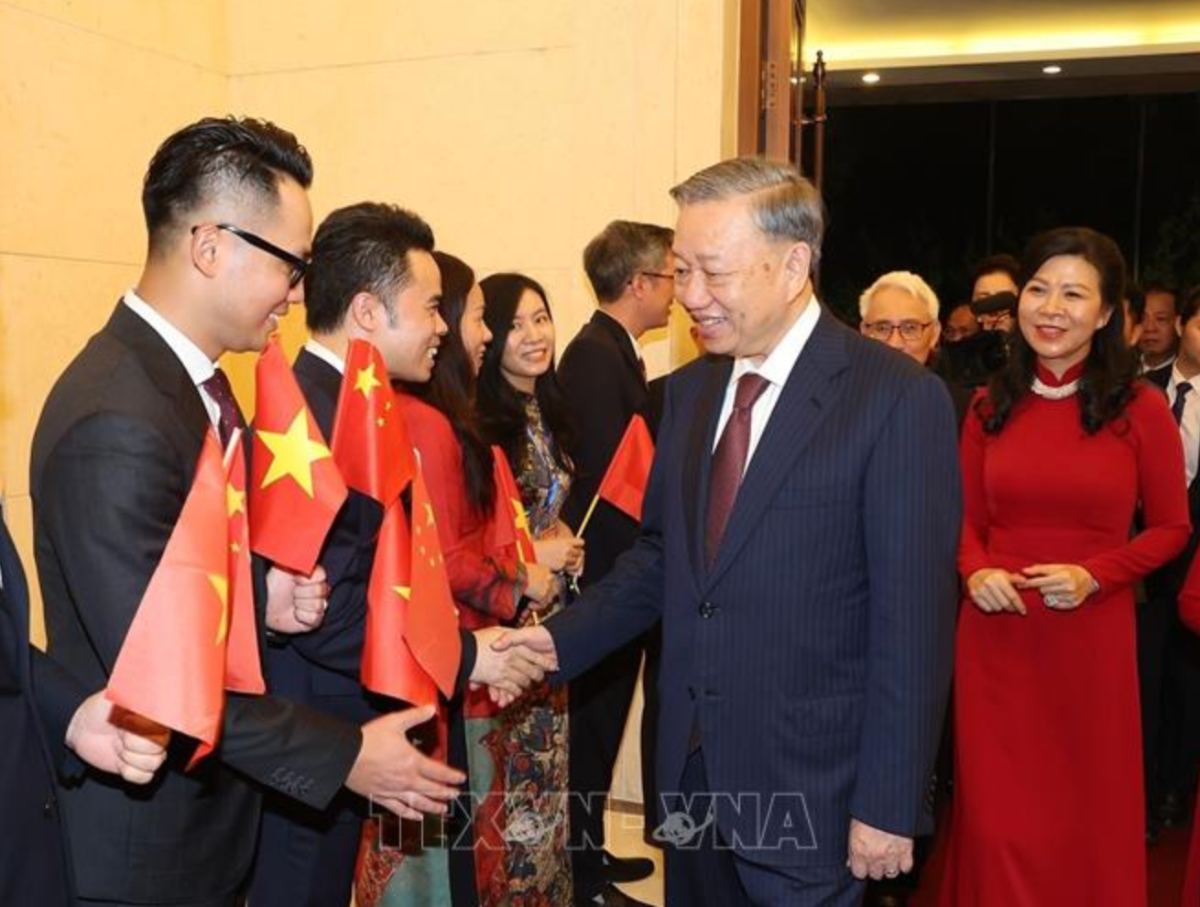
[496,158,961,906]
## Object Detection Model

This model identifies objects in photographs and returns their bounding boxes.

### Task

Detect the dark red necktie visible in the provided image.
[201,368,244,447]
[705,373,770,569]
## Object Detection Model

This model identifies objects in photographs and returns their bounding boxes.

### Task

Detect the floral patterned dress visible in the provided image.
[490,394,573,906]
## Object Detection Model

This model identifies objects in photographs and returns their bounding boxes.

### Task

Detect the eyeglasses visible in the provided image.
[638,271,675,281]
[862,320,933,342]
[192,223,309,288]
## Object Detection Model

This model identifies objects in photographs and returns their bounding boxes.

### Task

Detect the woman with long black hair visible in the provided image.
[939,228,1190,906]
[476,272,584,906]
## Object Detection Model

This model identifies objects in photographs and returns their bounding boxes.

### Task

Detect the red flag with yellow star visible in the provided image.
[363,500,439,705]
[107,430,229,753]
[331,339,415,507]
[249,338,347,574]
[223,433,265,694]
[486,445,537,564]
[405,464,463,698]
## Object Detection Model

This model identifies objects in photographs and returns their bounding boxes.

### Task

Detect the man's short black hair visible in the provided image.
[970,253,1021,290]
[583,220,675,303]
[1144,281,1179,313]
[1125,283,1146,324]
[142,116,313,254]
[304,202,435,334]
[1178,285,1200,326]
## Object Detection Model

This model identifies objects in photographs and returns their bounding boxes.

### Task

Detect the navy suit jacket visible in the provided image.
[548,307,961,868]
[0,514,82,905]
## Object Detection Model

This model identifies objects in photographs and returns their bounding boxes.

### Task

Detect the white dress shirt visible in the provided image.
[711,298,822,474]
[122,290,222,432]
[1167,364,1200,486]
[304,338,346,375]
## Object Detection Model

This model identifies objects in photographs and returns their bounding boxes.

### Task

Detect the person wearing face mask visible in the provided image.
[476,273,583,904]
[355,252,560,906]
[939,228,1190,907]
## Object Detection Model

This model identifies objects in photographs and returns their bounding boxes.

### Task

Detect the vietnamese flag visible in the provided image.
[331,339,415,507]
[107,430,229,753]
[594,414,655,522]
[363,500,439,706]
[223,433,265,695]
[405,464,463,698]
[249,338,347,574]
[486,445,536,564]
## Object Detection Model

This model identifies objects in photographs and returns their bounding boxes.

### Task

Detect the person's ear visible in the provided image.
[190,225,220,279]
[349,292,385,334]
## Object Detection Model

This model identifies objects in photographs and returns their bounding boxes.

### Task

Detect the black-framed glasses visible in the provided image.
[862,320,933,342]
[192,223,309,288]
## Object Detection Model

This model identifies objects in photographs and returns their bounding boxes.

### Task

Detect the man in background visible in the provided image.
[559,220,675,907]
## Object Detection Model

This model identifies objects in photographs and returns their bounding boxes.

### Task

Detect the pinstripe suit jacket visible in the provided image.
[548,306,961,868]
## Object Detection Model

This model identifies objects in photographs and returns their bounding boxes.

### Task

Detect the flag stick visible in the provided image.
[575,493,602,537]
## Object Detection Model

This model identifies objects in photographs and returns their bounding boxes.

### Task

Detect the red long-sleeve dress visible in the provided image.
[1177,555,1200,906]
[939,365,1190,907]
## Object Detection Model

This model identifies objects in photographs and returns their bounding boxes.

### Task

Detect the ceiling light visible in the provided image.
[862,72,881,84]
[1042,64,1062,74]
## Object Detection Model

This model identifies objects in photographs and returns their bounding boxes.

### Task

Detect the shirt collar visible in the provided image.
[729,296,822,388]
[304,338,346,374]
[122,290,216,387]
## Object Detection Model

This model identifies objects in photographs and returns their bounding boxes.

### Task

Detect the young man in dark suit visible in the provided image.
[1,510,170,904]
[559,219,674,906]
[497,158,960,906]
[250,203,551,906]
[29,117,476,907]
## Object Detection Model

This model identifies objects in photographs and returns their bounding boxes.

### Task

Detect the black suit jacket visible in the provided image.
[559,310,651,583]
[268,348,477,720]
[30,304,361,901]
[0,514,81,905]
[547,308,961,867]
[1144,367,1200,596]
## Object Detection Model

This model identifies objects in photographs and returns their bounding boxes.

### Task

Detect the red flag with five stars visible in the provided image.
[486,445,537,564]
[223,434,265,695]
[249,338,347,574]
[331,339,415,507]
[107,430,230,754]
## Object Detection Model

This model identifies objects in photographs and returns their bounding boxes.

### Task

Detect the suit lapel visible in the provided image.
[705,309,849,588]
[683,356,732,580]
[106,304,211,458]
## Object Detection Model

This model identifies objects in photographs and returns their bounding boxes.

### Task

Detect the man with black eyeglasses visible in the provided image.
[29,117,476,907]
[859,270,970,431]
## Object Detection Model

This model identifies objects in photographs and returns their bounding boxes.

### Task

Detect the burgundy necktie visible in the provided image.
[704,373,770,569]
[201,368,244,447]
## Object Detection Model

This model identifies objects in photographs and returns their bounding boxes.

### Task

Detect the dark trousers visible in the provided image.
[248,789,362,907]
[569,635,646,900]
[1139,592,1200,809]
[640,623,662,846]
[664,750,864,907]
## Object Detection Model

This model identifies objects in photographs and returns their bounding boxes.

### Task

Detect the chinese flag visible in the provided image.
[223,433,265,695]
[595,414,655,521]
[363,501,439,706]
[331,339,415,507]
[486,445,537,564]
[406,465,463,698]
[107,430,229,753]
[249,338,347,574]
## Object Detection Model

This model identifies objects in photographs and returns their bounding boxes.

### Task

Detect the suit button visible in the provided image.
[699,601,717,618]
[43,799,56,818]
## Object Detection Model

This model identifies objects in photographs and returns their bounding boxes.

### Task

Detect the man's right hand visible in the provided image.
[65,692,170,784]
[488,626,560,707]
[345,706,465,821]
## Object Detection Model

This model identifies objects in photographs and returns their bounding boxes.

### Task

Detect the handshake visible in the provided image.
[467,624,560,707]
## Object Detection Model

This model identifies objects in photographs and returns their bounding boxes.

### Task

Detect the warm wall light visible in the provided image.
[1042,64,1063,74]
[862,72,881,84]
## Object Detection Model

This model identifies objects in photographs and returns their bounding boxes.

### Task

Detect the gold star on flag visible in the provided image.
[355,363,382,398]
[257,410,333,497]
[393,585,412,600]
[424,502,436,527]
[209,573,229,644]
[512,498,529,533]
[226,483,246,517]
